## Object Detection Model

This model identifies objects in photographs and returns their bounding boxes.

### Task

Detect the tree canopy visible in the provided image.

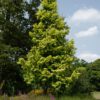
[0,0,40,95]
[18,0,83,95]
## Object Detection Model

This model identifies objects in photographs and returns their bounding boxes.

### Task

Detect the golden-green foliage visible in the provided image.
[18,0,85,95]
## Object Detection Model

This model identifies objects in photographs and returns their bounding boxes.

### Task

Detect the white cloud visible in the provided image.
[70,8,100,22]
[76,26,98,38]
[78,53,100,62]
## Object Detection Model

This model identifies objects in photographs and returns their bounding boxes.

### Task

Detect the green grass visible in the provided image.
[0,92,100,100]
[57,95,96,100]
[0,95,50,100]
[0,95,96,100]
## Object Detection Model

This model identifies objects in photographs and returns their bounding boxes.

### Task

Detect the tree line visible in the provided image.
[0,0,100,96]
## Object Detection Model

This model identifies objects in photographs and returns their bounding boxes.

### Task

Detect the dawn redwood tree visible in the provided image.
[18,0,80,95]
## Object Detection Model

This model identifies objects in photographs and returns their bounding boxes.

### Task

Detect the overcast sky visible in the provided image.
[57,0,100,62]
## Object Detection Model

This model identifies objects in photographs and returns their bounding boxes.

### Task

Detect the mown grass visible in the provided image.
[0,95,50,100]
[0,92,100,100]
[57,95,96,100]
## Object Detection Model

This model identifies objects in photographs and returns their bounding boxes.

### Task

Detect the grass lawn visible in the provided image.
[0,92,100,100]
[57,96,96,100]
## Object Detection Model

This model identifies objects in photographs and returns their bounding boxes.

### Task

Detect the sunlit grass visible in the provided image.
[92,91,100,100]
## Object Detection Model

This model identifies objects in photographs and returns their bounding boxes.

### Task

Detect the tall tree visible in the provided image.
[0,0,40,95]
[18,0,81,95]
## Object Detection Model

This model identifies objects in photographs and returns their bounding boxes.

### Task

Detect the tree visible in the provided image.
[88,59,100,91]
[0,0,40,53]
[72,58,88,68]
[0,0,40,95]
[69,58,91,94]
[18,0,81,95]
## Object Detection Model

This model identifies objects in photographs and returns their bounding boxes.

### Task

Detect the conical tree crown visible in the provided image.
[42,0,57,10]
[29,0,70,56]
[18,0,80,95]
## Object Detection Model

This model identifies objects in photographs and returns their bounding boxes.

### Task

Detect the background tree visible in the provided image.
[70,58,91,94]
[88,59,100,91]
[18,0,82,95]
[0,0,40,95]
[72,58,88,68]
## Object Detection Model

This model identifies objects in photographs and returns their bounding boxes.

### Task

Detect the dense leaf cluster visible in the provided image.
[18,0,85,95]
[0,0,40,95]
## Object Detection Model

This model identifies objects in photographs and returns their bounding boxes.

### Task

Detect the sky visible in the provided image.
[57,0,100,62]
